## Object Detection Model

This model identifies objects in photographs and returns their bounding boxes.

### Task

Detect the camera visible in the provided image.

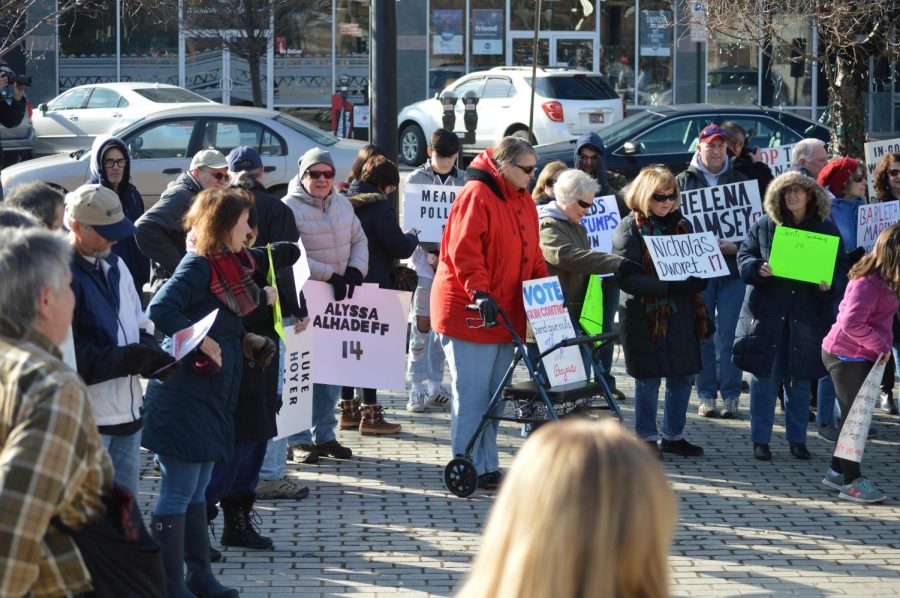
[0,68,30,87]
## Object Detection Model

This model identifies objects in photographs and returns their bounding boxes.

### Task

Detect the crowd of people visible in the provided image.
[0,114,898,596]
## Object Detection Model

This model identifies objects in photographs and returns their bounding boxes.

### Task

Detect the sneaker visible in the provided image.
[255,477,310,500]
[720,397,740,419]
[314,439,353,459]
[822,468,844,491]
[818,423,838,443]
[660,438,704,457]
[406,389,426,413]
[425,387,451,409]
[839,477,887,504]
[698,397,718,418]
[290,444,320,464]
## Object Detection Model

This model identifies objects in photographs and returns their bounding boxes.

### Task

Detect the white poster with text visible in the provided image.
[757,144,796,176]
[275,326,314,440]
[579,194,621,254]
[644,232,729,281]
[678,180,763,243]
[864,137,900,198]
[402,183,464,243]
[857,200,900,252]
[522,277,586,387]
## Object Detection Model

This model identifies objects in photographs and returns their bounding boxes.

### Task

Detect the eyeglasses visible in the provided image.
[513,163,536,175]
[202,168,227,181]
[577,199,593,209]
[577,153,600,163]
[888,169,900,177]
[103,158,127,168]
[547,178,557,186]
[651,192,677,202]
[306,170,336,180]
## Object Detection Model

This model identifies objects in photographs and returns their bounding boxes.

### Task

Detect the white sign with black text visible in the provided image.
[275,326,314,440]
[678,180,764,243]
[756,144,795,176]
[644,231,729,281]
[864,137,900,199]
[579,194,621,254]
[402,183,465,243]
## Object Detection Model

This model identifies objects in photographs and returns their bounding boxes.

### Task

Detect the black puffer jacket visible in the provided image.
[732,171,849,380]
[612,210,704,379]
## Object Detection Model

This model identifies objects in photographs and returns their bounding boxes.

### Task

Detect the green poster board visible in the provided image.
[579,275,604,336]
[768,226,840,286]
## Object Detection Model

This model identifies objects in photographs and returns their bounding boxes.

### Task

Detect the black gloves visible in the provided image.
[668,276,707,297]
[328,273,348,301]
[473,291,499,328]
[329,268,363,301]
[242,333,277,367]
[617,258,645,276]
[123,343,177,380]
[344,267,363,298]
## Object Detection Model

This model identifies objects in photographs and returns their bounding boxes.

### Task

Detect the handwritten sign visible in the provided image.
[402,183,464,243]
[275,325,313,440]
[857,200,900,252]
[679,180,763,242]
[864,137,900,198]
[304,280,411,391]
[834,362,885,462]
[757,144,795,176]
[768,226,839,286]
[644,232,728,281]
[579,195,621,254]
[522,276,586,387]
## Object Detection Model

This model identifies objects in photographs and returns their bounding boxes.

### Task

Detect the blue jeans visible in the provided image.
[599,282,619,390]
[696,277,744,401]
[441,335,514,476]
[817,375,837,426]
[749,338,812,444]
[101,431,142,496]
[633,376,693,441]
[205,440,267,505]
[259,437,288,480]
[154,455,214,516]
[288,383,341,446]
[407,277,446,384]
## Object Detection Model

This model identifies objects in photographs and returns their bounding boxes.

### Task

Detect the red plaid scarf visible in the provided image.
[207,247,260,316]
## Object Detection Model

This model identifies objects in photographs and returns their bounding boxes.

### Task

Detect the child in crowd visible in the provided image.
[405,128,467,412]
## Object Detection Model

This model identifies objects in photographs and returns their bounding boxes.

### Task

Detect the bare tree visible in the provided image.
[699,0,900,157]
[0,0,109,60]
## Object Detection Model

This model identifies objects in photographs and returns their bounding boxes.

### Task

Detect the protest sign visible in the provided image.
[644,232,729,281]
[304,280,412,391]
[403,183,464,243]
[151,309,220,376]
[864,137,900,198]
[857,200,900,252]
[578,275,604,336]
[275,325,314,440]
[579,195,621,254]
[834,361,886,462]
[768,226,840,286]
[756,144,795,176]
[292,235,311,292]
[266,244,285,343]
[679,180,763,242]
[523,276,586,387]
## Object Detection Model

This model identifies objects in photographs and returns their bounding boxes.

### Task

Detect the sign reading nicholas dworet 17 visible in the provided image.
[678,180,763,243]
[403,183,464,243]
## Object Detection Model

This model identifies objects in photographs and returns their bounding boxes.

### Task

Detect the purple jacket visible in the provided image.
[823,273,900,361]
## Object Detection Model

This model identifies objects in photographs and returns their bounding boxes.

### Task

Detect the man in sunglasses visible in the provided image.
[136,149,230,290]
[677,124,749,420]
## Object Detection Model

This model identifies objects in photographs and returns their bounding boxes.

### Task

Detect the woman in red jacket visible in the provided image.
[431,136,549,490]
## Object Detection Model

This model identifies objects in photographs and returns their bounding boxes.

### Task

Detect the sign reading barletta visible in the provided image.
[644,232,729,281]
[304,280,412,391]
[857,200,900,253]
[678,180,763,243]
[403,183,465,243]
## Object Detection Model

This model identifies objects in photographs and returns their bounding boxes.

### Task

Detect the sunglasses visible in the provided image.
[850,174,866,183]
[700,125,727,138]
[888,169,900,177]
[513,163,536,175]
[202,168,227,181]
[103,158,128,168]
[577,199,593,209]
[307,170,336,180]
[651,192,677,202]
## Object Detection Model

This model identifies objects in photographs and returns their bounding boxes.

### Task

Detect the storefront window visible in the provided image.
[637,0,673,105]
[336,0,370,104]
[602,0,636,99]
[429,0,466,96]
[510,0,596,32]
[767,15,813,107]
[707,29,761,105]
[275,2,333,106]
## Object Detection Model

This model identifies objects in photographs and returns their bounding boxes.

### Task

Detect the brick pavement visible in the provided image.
[137,351,900,597]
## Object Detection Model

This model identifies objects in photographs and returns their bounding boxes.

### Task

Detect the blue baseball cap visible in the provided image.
[227,145,264,172]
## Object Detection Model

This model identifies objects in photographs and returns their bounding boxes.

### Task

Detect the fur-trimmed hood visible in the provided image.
[346,179,388,208]
[763,170,830,225]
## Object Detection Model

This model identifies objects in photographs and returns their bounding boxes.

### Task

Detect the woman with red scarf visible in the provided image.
[431,136,548,491]
[142,188,298,598]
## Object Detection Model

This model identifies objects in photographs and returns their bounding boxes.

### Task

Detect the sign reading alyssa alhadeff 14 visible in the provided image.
[579,195,621,253]
[275,325,313,440]
[857,200,900,253]
[304,280,412,391]
[678,180,763,243]
[522,276,587,387]
[644,232,729,281]
[403,183,465,243]
[864,137,900,198]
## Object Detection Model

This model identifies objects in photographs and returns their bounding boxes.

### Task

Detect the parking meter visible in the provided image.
[463,91,479,142]
[439,91,457,132]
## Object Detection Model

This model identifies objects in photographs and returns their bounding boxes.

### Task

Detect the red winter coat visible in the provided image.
[431,149,548,343]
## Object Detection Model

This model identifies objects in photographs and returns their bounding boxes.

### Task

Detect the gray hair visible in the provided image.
[792,138,826,167]
[0,227,72,328]
[5,182,65,229]
[0,207,39,229]
[493,136,537,169]
[554,169,600,206]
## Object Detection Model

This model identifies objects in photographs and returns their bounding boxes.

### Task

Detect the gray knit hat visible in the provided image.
[298,148,335,177]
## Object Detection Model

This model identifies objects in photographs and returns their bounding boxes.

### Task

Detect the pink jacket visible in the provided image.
[823,273,900,361]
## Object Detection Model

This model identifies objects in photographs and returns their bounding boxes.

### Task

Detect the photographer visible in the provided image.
[0,65,27,193]
[722,121,774,197]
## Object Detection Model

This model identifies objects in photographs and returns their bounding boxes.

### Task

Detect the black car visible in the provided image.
[533,103,831,182]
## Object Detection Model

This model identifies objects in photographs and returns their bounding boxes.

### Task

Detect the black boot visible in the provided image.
[206,503,222,563]
[220,493,273,550]
[880,391,898,415]
[149,513,194,598]
[184,503,238,598]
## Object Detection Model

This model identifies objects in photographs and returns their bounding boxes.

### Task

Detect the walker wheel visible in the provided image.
[445,457,478,498]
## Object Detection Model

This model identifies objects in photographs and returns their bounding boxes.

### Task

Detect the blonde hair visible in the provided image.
[533,160,567,202]
[457,419,676,598]
[624,165,681,217]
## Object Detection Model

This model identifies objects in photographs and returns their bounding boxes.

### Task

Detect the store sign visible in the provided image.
[339,22,362,38]
[432,9,463,55]
[640,10,672,57]
[473,9,503,56]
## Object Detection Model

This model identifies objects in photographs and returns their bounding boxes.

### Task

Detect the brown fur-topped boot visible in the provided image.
[339,398,362,430]
[359,404,402,435]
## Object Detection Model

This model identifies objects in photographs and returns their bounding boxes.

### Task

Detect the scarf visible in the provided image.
[207,247,261,316]
[635,210,713,342]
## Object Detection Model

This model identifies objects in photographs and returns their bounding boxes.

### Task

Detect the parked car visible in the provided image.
[532,103,830,182]
[32,83,215,156]
[398,66,624,166]
[651,67,790,107]
[0,98,33,168]
[2,104,366,207]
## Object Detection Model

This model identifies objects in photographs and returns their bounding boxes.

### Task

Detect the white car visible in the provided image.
[398,66,624,166]
[2,105,365,207]
[32,83,215,156]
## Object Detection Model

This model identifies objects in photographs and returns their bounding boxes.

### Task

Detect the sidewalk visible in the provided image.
[137,353,900,597]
